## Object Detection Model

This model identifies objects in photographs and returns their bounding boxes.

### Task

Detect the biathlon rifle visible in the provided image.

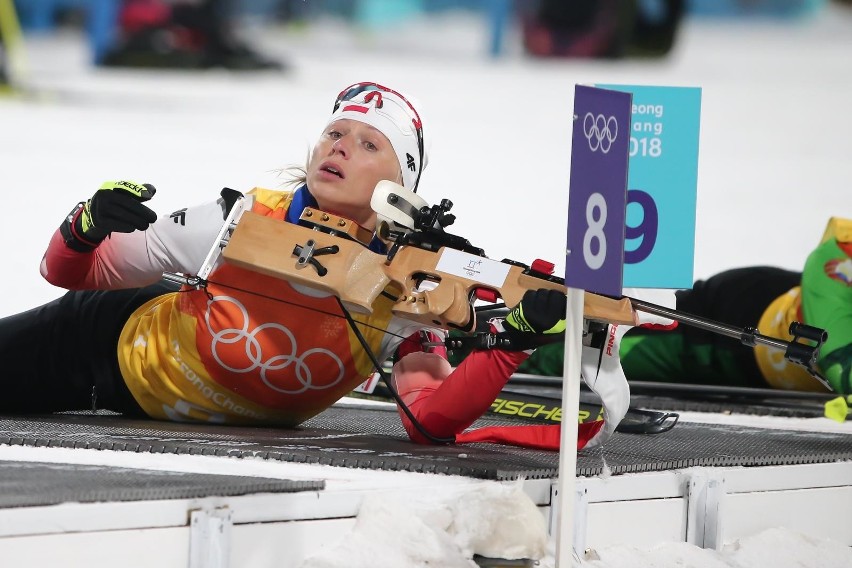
[215,181,831,391]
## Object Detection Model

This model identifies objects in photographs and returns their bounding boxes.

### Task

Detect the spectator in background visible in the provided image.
[0,5,12,90]
[0,38,8,88]
[521,0,684,59]
[101,0,284,70]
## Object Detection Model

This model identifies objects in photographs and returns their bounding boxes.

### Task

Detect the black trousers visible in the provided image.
[0,280,178,415]
[675,266,803,375]
[622,266,803,386]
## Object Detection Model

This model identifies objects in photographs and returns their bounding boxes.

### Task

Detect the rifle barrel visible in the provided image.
[628,298,790,352]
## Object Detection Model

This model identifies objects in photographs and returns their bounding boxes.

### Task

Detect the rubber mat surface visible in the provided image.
[0,460,323,508]
[0,405,850,480]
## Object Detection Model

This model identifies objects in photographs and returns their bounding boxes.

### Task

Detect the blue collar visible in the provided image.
[287,185,387,254]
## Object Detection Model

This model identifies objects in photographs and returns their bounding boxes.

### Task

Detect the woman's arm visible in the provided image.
[41,189,239,290]
[386,319,528,444]
[392,344,528,443]
[804,239,852,394]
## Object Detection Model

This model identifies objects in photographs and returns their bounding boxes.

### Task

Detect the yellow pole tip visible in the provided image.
[824,396,849,423]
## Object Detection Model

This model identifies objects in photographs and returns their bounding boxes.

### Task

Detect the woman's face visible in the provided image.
[307,118,401,230]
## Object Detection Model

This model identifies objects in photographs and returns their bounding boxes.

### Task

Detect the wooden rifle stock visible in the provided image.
[221,210,636,330]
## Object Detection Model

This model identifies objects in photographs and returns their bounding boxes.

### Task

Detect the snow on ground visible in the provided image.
[1,4,852,567]
[677,408,852,434]
[576,527,852,568]
[1,5,851,317]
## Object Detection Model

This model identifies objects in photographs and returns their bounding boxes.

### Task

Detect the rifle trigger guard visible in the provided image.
[293,239,340,277]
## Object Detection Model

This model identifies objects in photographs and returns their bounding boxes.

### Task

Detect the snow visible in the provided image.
[1,4,852,567]
[301,480,548,568]
[2,6,851,317]
[577,528,852,568]
[677,409,852,434]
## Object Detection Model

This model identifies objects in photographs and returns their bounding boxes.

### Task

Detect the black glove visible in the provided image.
[61,181,157,251]
[504,289,567,334]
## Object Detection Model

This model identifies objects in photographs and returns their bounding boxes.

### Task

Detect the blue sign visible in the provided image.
[566,85,632,297]
[597,84,702,289]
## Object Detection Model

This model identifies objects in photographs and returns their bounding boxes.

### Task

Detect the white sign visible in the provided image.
[435,248,511,288]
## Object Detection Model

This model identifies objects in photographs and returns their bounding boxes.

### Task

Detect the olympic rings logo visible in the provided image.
[583,112,619,154]
[205,295,345,394]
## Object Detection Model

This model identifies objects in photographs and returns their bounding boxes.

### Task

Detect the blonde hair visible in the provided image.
[274,147,311,189]
[279,164,308,189]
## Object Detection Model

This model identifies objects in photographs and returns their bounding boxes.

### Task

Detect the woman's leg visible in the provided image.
[0,280,177,415]
[621,267,803,387]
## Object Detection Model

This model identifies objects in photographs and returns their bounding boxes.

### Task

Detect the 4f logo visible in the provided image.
[406,153,416,172]
[170,209,187,226]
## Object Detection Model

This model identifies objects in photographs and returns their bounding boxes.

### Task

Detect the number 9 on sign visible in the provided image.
[625,189,658,264]
[583,193,607,270]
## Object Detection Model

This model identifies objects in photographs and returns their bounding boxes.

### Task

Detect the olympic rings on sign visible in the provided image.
[583,112,619,154]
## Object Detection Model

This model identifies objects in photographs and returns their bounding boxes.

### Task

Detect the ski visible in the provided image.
[507,374,846,420]
[492,385,679,434]
[352,376,679,435]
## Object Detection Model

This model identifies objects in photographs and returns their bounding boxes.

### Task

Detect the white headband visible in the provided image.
[325,88,426,190]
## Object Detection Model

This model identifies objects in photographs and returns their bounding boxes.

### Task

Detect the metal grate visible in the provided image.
[0,460,323,508]
[0,408,850,482]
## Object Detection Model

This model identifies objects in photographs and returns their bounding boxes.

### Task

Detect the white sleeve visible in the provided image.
[90,193,238,288]
[379,316,446,362]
